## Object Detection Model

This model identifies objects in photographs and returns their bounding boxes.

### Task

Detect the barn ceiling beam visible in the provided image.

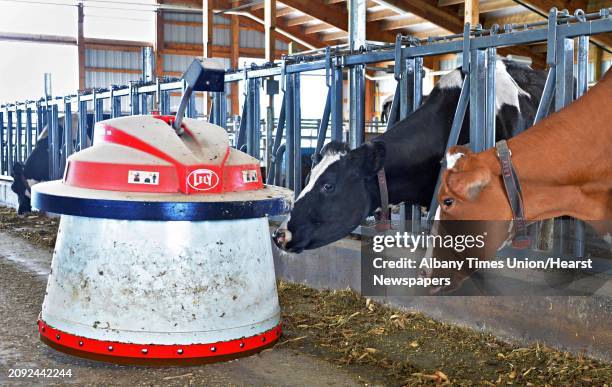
[0,32,76,45]
[285,15,315,26]
[303,23,336,34]
[379,15,426,31]
[279,0,398,43]
[479,0,517,13]
[513,0,612,51]
[276,7,295,16]
[367,8,398,21]
[438,0,462,6]
[372,0,546,67]
[280,0,348,31]
[217,0,321,49]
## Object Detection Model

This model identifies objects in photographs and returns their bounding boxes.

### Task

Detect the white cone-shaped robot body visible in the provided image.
[33,115,293,364]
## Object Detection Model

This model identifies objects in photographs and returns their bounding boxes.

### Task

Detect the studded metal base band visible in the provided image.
[38,320,282,365]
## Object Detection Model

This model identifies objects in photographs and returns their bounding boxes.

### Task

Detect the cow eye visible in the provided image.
[322,183,334,193]
[443,198,454,207]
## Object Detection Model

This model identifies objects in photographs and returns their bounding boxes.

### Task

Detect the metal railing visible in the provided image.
[1,7,611,248]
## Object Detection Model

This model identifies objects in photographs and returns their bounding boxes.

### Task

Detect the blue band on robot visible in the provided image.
[32,191,291,221]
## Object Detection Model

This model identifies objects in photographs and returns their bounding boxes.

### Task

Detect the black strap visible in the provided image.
[495,140,531,249]
[376,168,390,231]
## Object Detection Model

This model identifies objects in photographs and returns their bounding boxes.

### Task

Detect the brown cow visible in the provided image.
[426,68,612,293]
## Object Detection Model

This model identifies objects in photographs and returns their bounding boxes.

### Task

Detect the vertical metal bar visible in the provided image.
[49,104,60,180]
[399,59,409,120]
[330,64,343,141]
[187,91,197,118]
[15,107,22,163]
[141,94,149,115]
[385,83,400,129]
[130,82,140,115]
[6,109,13,176]
[413,57,423,110]
[25,107,33,156]
[554,37,574,256]
[219,91,227,129]
[267,94,286,184]
[94,95,104,123]
[576,36,589,98]
[555,38,574,111]
[293,74,302,194]
[404,58,415,117]
[112,94,122,118]
[427,76,471,220]
[64,101,73,162]
[348,0,366,149]
[36,103,44,139]
[79,100,88,150]
[469,49,486,152]
[285,74,295,190]
[314,89,332,159]
[209,93,217,124]
[408,57,424,233]
[237,99,248,150]
[485,47,496,149]
[252,79,261,159]
[162,90,170,116]
[349,64,365,148]
[0,110,4,175]
[533,68,556,124]
[574,34,589,258]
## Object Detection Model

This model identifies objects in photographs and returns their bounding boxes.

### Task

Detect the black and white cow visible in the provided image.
[273,59,548,253]
[10,113,100,214]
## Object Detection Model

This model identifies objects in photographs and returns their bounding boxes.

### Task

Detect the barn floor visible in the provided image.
[0,206,611,386]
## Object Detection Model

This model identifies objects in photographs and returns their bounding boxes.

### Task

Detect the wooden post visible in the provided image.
[155,9,164,78]
[464,0,479,26]
[593,44,603,82]
[230,13,240,115]
[203,0,214,114]
[264,0,276,62]
[431,55,441,84]
[77,3,86,90]
[365,79,374,122]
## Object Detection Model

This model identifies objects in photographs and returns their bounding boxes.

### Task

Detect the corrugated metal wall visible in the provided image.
[85,48,143,112]
[81,10,289,115]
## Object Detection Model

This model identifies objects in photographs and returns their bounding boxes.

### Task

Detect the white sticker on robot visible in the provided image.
[242,170,258,183]
[128,170,160,185]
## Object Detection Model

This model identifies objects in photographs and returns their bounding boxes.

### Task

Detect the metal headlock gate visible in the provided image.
[1,7,611,251]
[0,79,197,180]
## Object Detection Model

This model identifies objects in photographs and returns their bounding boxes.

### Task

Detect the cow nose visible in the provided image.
[272,228,292,249]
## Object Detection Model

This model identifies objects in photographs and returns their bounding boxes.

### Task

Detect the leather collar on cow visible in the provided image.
[495,140,531,249]
[375,168,390,231]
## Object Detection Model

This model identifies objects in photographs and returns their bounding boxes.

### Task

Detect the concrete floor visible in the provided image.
[0,232,368,386]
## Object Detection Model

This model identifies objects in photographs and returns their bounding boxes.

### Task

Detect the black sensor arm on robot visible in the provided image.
[173,59,225,135]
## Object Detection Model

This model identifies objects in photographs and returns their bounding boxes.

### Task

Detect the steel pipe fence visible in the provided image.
[1,6,610,246]
[1,80,198,179]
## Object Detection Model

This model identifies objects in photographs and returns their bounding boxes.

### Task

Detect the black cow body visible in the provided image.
[274,59,548,252]
[10,113,100,214]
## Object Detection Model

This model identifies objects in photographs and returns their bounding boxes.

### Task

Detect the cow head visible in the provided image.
[423,146,514,294]
[10,162,32,215]
[273,140,386,253]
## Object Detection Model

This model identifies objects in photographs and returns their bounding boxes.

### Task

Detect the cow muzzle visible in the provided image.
[272,228,292,249]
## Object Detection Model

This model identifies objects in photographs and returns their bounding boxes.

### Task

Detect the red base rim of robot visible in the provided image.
[38,319,282,366]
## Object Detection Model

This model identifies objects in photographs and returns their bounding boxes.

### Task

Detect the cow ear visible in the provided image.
[321,140,351,157]
[445,167,492,201]
[350,141,386,176]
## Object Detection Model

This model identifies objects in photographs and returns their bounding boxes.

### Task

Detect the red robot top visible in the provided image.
[63,115,263,195]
